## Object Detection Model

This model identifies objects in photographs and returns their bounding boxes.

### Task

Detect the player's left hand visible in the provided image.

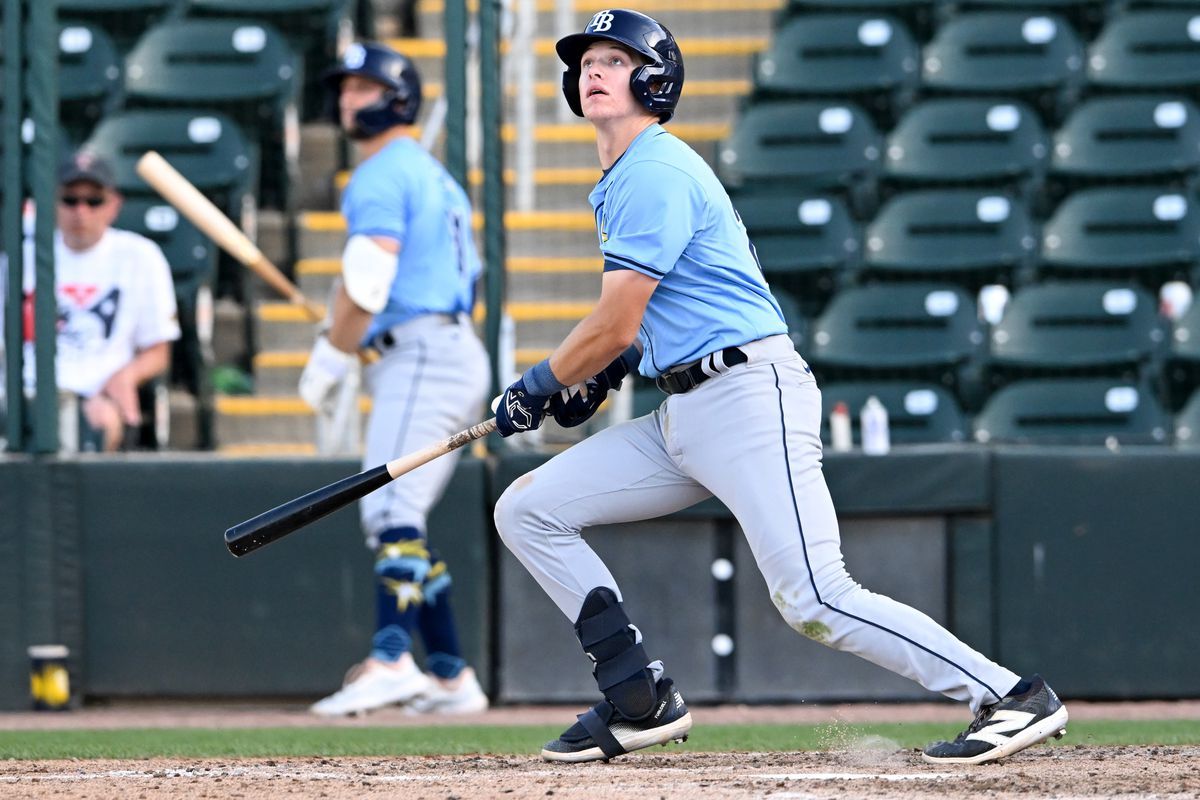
[549,378,607,428]
[493,377,550,437]
[299,334,358,413]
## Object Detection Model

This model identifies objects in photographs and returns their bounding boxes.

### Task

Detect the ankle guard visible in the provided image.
[574,587,657,720]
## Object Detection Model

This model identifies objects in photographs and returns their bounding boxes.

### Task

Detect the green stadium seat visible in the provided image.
[123,19,300,210]
[784,0,938,42]
[863,189,1037,288]
[771,287,811,350]
[922,12,1085,122]
[180,0,346,121]
[56,0,180,54]
[1088,11,1200,95]
[1049,97,1200,194]
[1040,187,1200,286]
[950,0,1107,39]
[988,282,1167,385]
[752,14,920,127]
[1172,387,1200,446]
[717,101,882,218]
[58,23,123,145]
[820,381,968,444]
[973,377,1169,444]
[808,284,986,394]
[0,23,120,146]
[84,109,257,303]
[84,109,254,206]
[733,190,859,312]
[883,98,1048,199]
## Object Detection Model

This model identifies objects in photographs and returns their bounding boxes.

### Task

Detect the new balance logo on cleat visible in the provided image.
[923,675,1069,765]
[540,678,693,763]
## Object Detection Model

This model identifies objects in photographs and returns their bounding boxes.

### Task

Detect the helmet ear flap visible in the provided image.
[562,67,584,118]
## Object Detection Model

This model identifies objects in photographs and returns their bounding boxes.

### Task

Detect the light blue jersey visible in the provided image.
[342,137,481,344]
[589,124,786,378]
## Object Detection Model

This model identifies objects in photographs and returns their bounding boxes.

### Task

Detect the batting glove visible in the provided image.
[494,376,552,437]
[549,378,606,428]
[299,334,358,413]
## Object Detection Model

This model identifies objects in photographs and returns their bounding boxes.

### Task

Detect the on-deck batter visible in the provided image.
[492,8,1069,765]
[299,41,490,717]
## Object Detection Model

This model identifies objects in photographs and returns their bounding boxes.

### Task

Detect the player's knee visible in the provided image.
[375,526,432,584]
[494,476,539,550]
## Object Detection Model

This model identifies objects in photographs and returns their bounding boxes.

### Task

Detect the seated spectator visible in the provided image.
[52,151,180,451]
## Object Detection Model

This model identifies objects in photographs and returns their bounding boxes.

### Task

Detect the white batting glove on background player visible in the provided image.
[299,334,358,413]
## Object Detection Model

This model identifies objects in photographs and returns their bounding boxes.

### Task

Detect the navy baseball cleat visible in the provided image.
[541,678,693,763]
[922,674,1069,765]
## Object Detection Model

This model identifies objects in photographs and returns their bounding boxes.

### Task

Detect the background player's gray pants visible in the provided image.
[495,334,1019,712]
[361,314,490,544]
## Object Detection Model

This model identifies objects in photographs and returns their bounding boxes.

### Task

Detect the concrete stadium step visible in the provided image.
[293,255,602,305]
[297,207,597,260]
[215,394,369,447]
[253,298,594,346]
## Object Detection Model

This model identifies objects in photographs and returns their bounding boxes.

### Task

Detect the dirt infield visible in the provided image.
[2,746,1198,799]
[3,702,1198,799]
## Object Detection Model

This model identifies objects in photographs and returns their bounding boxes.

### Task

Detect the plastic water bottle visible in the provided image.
[860,396,891,456]
[829,401,852,452]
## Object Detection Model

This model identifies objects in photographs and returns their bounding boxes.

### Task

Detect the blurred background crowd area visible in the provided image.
[3,0,1200,457]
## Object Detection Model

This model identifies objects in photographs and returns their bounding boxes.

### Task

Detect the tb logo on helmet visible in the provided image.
[588,11,615,32]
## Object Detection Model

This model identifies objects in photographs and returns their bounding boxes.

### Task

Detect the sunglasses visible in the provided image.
[59,195,106,208]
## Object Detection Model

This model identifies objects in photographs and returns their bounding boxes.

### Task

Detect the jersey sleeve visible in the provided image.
[600,160,705,279]
[133,240,181,349]
[342,160,410,244]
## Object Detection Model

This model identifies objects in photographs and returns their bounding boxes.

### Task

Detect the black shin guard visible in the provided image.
[574,587,657,720]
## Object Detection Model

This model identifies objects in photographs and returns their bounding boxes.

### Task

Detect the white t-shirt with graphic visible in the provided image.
[25,228,181,397]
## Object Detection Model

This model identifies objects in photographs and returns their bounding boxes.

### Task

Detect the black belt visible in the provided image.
[371,313,459,352]
[656,346,748,395]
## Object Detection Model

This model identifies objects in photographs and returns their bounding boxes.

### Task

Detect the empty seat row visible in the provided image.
[718,94,1200,218]
[55,0,347,120]
[756,10,1200,126]
[781,0,1196,45]
[819,376,1198,447]
[804,281,1200,410]
[737,185,1200,307]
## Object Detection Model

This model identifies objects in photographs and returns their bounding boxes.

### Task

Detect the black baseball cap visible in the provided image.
[58,150,116,189]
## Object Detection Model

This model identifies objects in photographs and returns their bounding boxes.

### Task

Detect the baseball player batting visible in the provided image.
[298,41,490,717]
[491,9,1069,764]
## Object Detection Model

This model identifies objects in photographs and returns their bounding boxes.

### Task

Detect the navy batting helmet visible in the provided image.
[323,41,422,138]
[556,9,684,123]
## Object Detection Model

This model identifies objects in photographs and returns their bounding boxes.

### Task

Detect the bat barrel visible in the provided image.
[224,464,394,557]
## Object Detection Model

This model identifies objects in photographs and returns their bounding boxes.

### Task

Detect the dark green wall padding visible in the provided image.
[2,447,1198,711]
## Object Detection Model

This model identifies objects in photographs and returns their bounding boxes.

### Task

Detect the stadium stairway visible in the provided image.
[212,0,780,455]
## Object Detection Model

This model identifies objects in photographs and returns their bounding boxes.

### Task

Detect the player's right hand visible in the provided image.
[299,334,358,412]
[493,377,550,437]
[549,378,606,428]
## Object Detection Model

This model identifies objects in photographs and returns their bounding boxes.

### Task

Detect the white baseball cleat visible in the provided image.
[405,667,490,715]
[309,653,434,717]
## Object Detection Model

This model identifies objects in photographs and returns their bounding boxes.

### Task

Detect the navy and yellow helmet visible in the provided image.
[556,9,685,123]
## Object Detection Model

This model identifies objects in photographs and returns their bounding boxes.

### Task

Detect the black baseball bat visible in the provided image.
[225,418,497,557]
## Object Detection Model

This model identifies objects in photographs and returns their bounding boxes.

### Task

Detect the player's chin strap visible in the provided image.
[573,587,659,757]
